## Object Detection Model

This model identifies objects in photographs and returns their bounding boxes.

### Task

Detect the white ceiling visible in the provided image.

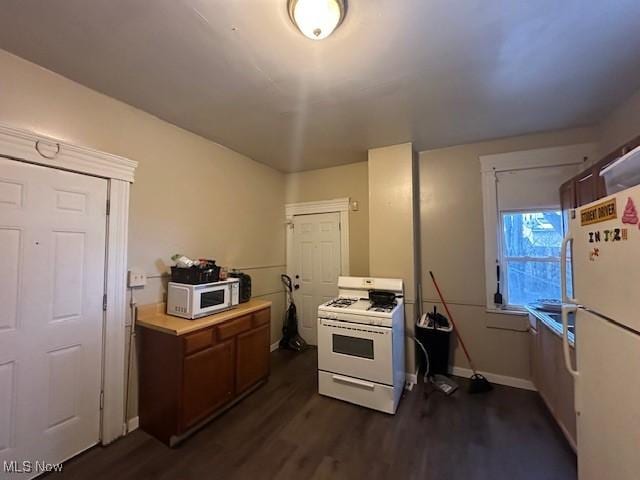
[1,0,639,172]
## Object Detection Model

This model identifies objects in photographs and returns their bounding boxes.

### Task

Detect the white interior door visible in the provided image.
[575,309,640,480]
[292,212,341,345]
[0,158,107,478]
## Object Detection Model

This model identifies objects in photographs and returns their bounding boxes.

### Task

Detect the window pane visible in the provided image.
[502,211,563,257]
[505,260,561,306]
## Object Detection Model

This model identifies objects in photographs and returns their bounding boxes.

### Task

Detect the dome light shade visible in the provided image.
[288,0,346,40]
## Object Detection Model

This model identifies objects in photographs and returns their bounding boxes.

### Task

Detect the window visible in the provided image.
[500,210,570,307]
[480,143,594,312]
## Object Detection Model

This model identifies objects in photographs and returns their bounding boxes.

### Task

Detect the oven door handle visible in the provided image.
[332,374,375,390]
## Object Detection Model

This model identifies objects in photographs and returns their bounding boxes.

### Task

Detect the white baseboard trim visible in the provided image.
[126,416,139,434]
[450,366,536,391]
[270,340,280,352]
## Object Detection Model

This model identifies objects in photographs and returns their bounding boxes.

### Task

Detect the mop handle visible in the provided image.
[428,271,477,373]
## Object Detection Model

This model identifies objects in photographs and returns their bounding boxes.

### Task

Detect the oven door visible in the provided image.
[193,284,230,317]
[318,317,393,385]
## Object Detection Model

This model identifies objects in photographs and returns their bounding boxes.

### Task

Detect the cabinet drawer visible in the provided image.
[252,308,270,327]
[318,370,397,414]
[218,314,252,340]
[183,328,214,355]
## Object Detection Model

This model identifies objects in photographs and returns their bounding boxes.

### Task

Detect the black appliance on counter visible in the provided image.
[230,272,251,303]
[170,260,220,284]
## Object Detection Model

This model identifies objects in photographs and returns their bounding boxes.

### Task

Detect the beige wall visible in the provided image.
[368,143,421,372]
[598,87,640,156]
[0,49,286,420]
[419,126,598,380]
[284,161,369,276]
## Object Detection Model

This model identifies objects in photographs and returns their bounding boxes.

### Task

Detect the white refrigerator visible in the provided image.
[561,183,640,479]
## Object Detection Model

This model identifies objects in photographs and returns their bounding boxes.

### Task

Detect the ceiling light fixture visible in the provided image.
[288,0,347,40]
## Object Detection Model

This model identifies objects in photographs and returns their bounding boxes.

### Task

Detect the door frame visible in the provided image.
[0,123,137,445]
[285,198,350,282]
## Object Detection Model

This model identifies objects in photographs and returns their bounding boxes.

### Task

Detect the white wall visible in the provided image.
[598,87,640,156]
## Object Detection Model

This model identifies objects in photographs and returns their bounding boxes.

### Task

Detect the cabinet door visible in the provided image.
[181,339,234,430]
[575,168,597,206]
[539,326,557,409]
[236,324,270,395]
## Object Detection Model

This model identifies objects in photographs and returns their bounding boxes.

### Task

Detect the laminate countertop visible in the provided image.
[136,299,272,336]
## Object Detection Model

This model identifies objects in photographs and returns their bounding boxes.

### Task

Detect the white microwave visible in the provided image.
[167,279,240,319]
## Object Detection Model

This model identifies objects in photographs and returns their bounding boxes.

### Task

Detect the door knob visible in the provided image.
[294,284,300,290]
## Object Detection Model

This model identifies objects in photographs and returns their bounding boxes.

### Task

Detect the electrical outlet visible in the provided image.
[128,270,147,287]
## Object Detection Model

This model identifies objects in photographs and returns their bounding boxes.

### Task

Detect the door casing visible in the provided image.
[285,198,350,344]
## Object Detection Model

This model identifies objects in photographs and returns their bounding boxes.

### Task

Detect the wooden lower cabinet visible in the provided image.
[182,339,234,429]
[139,306,271,445]
[236,324,270,395]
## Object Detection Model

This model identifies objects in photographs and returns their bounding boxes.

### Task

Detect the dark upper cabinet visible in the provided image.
[575,167,597,207]
[560,134,640,210]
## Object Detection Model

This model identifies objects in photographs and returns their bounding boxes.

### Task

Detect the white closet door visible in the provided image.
[293,212,341,345]
[0,158,107,478]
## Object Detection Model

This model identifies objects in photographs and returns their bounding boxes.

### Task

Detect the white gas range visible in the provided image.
[317,276,405,414]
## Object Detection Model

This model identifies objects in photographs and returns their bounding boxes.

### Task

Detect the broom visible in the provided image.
[429,271,492,394]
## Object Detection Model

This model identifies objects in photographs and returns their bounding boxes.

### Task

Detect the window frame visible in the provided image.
[499,208,564,310]
[479,143,595,315]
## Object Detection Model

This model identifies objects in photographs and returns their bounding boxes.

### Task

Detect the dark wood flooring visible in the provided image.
[50,349,576,480]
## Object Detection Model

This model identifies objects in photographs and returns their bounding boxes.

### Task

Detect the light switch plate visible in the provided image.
[128,270,147,287]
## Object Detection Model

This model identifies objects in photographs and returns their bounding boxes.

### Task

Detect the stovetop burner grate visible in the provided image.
[326,297,358,308]
[367,302,396,313]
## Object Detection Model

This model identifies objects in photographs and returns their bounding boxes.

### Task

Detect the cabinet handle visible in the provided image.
[332,374,375,390]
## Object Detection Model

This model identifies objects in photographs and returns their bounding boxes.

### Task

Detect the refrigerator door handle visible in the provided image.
[561,234,577,304]
[561,304,579,379]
